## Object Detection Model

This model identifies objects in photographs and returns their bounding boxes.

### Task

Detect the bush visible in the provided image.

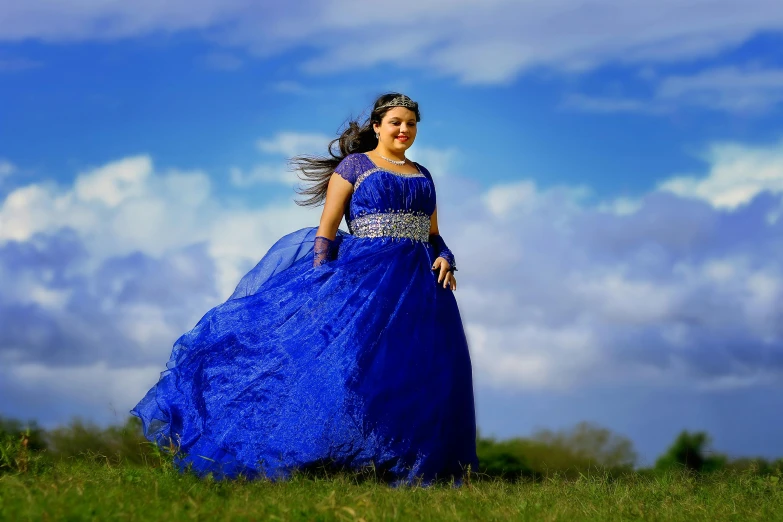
[0,417,50,474]
[476,437,538,481]
[46,417,156,465]
[655,430,727,473]
[476,422,637,481]
[0,417,47,452]
[531,421,638,470]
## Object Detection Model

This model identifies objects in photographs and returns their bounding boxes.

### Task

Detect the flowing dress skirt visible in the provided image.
[132,226,478,483]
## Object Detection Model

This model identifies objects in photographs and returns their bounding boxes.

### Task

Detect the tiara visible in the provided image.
[376,95,418,110]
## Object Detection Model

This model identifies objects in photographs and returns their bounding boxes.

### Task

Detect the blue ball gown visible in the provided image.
[131,152,478,484]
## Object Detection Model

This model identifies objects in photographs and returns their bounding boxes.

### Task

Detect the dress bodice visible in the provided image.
[334,153,437,241]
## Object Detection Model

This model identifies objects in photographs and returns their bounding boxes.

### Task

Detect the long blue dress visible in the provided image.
[131,152,478,484]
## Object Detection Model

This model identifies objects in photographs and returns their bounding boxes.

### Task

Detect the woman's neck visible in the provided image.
[373,146,406,162]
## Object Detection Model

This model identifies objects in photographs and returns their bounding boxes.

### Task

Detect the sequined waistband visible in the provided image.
[349,211,431,241]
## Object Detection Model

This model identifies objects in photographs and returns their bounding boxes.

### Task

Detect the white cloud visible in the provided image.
[0,159,15,177]
[447,139,783,391]
[0,149,327,430]
[570,272,680,324]
[467,322,600,390]
[226,131,338,188]
[229,164,292,187]
[564,66,783,115]
[5,362,163,423]
[257,132,333,157]
[2,136,783,428]
[482,180,538,217]
[407,146,459,178]
[24,283,72,311]
[0,184,60,241]
[1,1,782,84]
[0,153,318,296]
[658,138,783,209]
[74,155,151,207]
[658,66,783,113]
[597,196,644,216]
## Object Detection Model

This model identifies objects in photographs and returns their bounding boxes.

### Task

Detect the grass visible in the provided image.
[1,459,782,521]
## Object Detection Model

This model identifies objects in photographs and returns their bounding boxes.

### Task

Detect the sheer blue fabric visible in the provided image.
[313,235,336,267]
[131,152,478,484]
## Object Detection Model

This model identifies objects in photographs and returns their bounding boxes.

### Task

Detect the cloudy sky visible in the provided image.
[1,0,783,466]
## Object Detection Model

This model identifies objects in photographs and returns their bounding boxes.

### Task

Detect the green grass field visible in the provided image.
[2,419,782,520]
[2,459,782,521]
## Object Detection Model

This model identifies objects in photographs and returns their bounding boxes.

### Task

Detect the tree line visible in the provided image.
[1,416,781,480]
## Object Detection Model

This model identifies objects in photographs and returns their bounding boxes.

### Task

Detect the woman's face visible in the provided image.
[374,107,418,154]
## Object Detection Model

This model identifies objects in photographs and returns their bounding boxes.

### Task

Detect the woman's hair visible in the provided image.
[292,92,421,207]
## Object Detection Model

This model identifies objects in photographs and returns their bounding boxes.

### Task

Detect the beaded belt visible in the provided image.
[349,211,431,241]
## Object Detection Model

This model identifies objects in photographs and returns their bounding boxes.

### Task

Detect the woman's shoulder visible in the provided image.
[337,152,372,168]
[413,161,433,180]
[334,153,372,184]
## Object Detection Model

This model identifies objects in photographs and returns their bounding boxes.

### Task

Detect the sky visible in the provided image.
[1,0,783,467]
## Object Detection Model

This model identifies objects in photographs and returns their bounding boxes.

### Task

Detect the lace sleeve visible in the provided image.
[334,154,360,185]
[429,233,457,272]
[314,235,336,267]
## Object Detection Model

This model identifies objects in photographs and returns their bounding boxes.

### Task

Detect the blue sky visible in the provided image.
[2,1,783,466]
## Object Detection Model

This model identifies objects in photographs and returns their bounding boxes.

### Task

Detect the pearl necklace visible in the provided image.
[381,154,406,166]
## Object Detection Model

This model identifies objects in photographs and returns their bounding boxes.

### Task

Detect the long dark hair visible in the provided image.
[292,92,421,207]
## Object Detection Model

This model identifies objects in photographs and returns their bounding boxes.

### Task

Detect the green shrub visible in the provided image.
[477,422,637,481]
[0,421,50,475]
[476,436,538,480]
[46,416,157,465]
[655,430,727,473]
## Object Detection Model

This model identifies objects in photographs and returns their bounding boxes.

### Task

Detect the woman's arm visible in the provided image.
[429,206,440,236]
[429,206,458,291]
[314,173,353,266]
[317,173,353,240]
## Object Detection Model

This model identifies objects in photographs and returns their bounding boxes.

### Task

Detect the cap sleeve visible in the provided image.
[334,154,362,185]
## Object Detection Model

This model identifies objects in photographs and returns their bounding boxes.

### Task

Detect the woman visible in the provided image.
[132,93,478,485]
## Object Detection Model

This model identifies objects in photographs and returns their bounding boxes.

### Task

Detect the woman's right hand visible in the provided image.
[432,257,457,291]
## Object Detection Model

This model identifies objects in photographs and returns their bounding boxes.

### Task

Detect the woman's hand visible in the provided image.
[432,257,457,291]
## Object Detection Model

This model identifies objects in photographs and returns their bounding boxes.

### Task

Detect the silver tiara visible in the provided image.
[377,95,417,110]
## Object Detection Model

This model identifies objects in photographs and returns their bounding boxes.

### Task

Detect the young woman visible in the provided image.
[132,93,478,485]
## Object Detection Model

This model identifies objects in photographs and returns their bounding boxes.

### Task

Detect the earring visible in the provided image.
[375,133,379,139]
